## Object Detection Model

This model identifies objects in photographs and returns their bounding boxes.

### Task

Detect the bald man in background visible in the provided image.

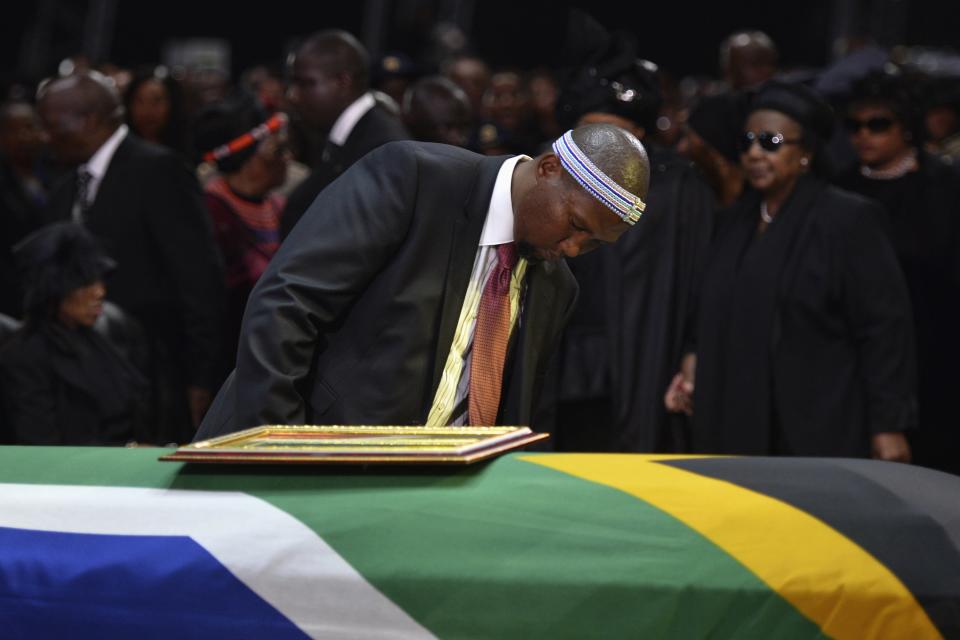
[38,72,225,444]
[719,30,779,91]
[402,76,473,148]
[280,29,409,238]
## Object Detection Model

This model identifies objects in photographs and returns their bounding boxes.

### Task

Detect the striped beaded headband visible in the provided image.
[203,112,288,163]
[552,130,645,225]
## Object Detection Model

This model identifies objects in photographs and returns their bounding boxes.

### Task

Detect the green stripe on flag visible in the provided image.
[0,448,825,638]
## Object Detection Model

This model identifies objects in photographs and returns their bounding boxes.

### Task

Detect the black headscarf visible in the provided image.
[556,58,663,132]
[749,80,835,147]
[554,9,661,132]
[13,223,115,323]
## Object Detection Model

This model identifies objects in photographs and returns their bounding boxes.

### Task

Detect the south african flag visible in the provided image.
[1,447,958,639]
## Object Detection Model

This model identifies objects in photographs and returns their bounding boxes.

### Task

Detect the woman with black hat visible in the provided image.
[665,81,917,461]
[0,223,146,445]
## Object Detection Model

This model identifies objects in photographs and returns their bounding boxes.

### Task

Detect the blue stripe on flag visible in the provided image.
[0,526,310,640]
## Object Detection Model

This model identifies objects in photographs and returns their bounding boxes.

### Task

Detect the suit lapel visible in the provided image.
[45,170,79,224]
[429,155,510,394]
[83,137,133,222]
[517,262,559,408]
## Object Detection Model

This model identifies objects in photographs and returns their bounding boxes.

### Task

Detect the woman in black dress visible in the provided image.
[665,81,916,460]
[0,223,146,445]
[836,72,960,474]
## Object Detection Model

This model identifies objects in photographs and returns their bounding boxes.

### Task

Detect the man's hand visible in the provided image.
[871,432,911,463]
[187,386,213,429]
[664,353,696,416]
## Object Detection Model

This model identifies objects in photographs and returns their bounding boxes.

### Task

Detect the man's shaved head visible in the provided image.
[36,71,123,164]
[298,30,370,93]
[720,30,778,90]
[568,123,650,204]
[512,123,650,263]
[37,71,123,123]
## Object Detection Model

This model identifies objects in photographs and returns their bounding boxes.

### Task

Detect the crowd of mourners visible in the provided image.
[0,13,957,475]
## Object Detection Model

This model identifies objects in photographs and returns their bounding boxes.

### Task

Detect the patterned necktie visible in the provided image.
[469,242,519,425]
[74,168,94,221]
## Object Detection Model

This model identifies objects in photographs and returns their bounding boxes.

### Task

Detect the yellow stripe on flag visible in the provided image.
[521,454,941,640]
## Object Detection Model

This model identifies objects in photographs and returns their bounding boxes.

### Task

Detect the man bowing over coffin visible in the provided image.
[196,124,650,439]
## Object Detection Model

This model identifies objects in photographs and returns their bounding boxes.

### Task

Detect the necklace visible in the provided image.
[760,201,774,224]
[860,151,918,180]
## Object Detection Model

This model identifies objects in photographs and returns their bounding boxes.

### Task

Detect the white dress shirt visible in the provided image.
[447,154,530,424]
[328,93,376,146]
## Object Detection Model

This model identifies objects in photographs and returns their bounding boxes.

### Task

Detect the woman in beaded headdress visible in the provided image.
[194,93,290,378]
[666,80,917,462]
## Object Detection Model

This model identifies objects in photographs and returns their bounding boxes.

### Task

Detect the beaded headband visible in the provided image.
[551,130,645,225]
[202,112,288,163]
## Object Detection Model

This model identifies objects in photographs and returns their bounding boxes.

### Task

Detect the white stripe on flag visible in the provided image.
[0,483,435,640]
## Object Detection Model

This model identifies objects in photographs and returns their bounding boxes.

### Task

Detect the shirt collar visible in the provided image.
[83,124,128,180]
[479,155,530,247]
[328,93,376,146]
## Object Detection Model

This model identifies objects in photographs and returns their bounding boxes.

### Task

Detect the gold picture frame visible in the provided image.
[160,425,549,465]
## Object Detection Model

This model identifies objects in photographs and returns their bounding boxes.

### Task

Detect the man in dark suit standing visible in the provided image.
[280,30,409,238]
[37,72,225,444]
[197,124,650,439]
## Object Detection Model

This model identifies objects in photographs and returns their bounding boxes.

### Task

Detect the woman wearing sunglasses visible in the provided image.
[665,80,917,462]
[836,72,960,475]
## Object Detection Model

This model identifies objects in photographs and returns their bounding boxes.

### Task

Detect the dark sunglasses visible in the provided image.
[739,130,803,153]
[843,116,895,134]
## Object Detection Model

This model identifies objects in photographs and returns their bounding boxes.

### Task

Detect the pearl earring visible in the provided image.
[800,157,809,166]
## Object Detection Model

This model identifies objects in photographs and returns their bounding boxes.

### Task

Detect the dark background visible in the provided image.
[3,0,959,86]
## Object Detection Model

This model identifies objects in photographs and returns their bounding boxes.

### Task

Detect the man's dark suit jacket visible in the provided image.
[45,134,225,392]
[197,142,578,439]
[279,100,409,238]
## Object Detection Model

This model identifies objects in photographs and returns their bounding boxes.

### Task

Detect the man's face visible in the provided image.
[37,93,95,165]
[421,97,472,147]
[448,58,489,112]
[485,73,529,131]
[727,46,776,91]
[514,156,630,263]
[286,53,347,132]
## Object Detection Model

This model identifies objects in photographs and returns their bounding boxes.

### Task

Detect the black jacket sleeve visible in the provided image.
[840,202,918,434]
[143,153,226,389]
[235,142,419,428]
[0,340,60,444]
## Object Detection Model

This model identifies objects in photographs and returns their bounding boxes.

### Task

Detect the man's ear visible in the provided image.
[537,153,563,180]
